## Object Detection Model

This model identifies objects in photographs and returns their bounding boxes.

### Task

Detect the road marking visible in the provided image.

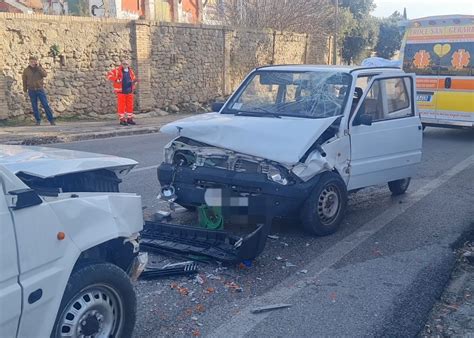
[131,164,159,173]
[208,154,474,338]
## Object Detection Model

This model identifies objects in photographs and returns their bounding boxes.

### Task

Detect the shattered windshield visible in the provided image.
[223,70,352,118]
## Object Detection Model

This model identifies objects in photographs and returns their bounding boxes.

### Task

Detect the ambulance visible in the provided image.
[400,15,474,128]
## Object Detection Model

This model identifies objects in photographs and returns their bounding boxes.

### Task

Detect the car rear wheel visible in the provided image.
[301,172,348,236]
[52,263,136,338]
[388,177,411,195]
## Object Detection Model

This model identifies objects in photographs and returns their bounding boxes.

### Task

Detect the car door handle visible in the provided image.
[28,289,43,304]
[444,77,452,89]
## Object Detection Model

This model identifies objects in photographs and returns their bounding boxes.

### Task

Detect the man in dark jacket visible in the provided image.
[22,56,55,126]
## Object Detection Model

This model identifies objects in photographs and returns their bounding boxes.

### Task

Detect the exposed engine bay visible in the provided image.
[164,137,296,185]
[163,117,342,185]
[16,169,122,195]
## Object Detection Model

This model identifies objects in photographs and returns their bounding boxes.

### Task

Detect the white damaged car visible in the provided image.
[158,65,423,236]
[0,145,146,337]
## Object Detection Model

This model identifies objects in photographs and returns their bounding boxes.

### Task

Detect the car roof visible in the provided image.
[256,64,405,75]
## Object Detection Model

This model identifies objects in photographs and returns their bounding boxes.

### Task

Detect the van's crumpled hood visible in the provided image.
[0,145,137,178]
[161,113,339,165]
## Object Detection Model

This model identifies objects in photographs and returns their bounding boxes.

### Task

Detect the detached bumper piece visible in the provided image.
[140,262,198,280]
[140,220,269,263]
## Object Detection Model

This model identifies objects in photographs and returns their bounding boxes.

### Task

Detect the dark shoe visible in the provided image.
[35,121,41,126]
[127,118,136,125]
[120,120,128,126]
[49,120,56,126]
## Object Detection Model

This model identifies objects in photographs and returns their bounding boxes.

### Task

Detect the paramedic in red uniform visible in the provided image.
[107,60,138,125]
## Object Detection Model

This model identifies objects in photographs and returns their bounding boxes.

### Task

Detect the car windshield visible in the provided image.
[223,70,352,118]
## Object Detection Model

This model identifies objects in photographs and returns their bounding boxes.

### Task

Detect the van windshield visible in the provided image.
[223,71,352,119]
[403,42,474,76]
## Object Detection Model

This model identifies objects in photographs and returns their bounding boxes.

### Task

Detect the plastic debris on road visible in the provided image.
[251,304,292,314]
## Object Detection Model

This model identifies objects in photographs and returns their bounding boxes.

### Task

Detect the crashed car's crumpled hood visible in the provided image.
[161,113,339,165]
[0,145,137,178]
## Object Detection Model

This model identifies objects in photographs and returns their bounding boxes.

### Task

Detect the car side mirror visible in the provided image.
[354,114,373,126]
[211,101,225,112]
[9,188,42,210]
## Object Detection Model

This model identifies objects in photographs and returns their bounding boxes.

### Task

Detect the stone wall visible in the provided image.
[149,23,225,108]
[0,13,331,121]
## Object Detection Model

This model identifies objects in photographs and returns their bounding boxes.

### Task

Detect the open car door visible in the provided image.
[347,73,423,191]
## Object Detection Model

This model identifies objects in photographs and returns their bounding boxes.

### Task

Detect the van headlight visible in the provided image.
[262,164,289,185]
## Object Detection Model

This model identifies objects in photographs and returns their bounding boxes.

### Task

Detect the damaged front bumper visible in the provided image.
[147,163,323,262]
[158,163,322,218]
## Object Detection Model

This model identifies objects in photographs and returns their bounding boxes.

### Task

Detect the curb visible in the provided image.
[6,126,163,145]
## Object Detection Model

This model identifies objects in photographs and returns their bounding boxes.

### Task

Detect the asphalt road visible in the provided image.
[50,127,474,337]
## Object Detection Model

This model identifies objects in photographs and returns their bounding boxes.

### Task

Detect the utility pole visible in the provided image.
[333,0,338,65]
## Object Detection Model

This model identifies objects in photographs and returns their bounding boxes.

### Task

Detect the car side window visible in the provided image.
[356,77,413,123]
[359,80,384,121]
[385,78,411,117]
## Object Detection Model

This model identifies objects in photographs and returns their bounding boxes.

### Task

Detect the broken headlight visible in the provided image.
[164,143,174,164]
[261,163,289,185]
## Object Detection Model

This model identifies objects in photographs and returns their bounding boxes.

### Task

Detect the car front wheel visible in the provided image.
[51,263,136,338]
[301,172,348,236]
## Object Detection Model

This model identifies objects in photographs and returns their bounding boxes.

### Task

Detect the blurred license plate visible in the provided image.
[417,94,433,102]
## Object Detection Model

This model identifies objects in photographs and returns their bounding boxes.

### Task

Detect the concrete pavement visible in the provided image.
[0,114,192,145]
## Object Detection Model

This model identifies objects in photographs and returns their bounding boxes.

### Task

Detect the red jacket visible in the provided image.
[107,66,137,94]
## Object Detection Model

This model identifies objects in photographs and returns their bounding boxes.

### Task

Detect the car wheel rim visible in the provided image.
[57,284,124,338]
[317,185,340,225]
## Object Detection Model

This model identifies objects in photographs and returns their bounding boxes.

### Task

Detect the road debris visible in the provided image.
[276,256,284,261]
[251,304,292,314]
[299,269,308,274]
[194,274,205,285]
[153,210,172,222]
[205,287,215,294]
[170,283,189,296]
[225,281,243,293]
[281,242,289,247]
[284,262,297,268]
[140,262,198,280]
[195,304,206,313]
[267,235,279,240]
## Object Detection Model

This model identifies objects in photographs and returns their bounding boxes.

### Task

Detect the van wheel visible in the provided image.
[388,178,411,195]
[301,172,348,236]
[51,263,136,338]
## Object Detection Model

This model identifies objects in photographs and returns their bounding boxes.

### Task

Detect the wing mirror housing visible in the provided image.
[9,188,43,210]
[354,114,373,126]
[211,101,225,112]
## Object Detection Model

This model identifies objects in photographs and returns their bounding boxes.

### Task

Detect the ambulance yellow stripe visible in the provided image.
[435,91,474,112]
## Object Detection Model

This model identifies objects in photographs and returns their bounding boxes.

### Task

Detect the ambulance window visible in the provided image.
[438,42,474,76]
[403,43,438,75]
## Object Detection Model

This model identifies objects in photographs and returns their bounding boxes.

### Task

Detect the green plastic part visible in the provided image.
[198,205,223,230]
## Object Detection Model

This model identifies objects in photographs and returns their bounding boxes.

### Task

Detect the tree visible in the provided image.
[338,0,378,64]
[213,0,335,36]
[375,11,405,59]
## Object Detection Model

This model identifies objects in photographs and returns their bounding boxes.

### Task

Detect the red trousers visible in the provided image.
[116,93,134,120]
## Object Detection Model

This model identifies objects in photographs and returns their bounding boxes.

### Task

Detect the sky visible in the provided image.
[372,0,474,18]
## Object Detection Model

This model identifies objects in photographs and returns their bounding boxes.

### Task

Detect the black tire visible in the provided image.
[388,177,411,195]
[51,263,136,338]
[301,172,348,236]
